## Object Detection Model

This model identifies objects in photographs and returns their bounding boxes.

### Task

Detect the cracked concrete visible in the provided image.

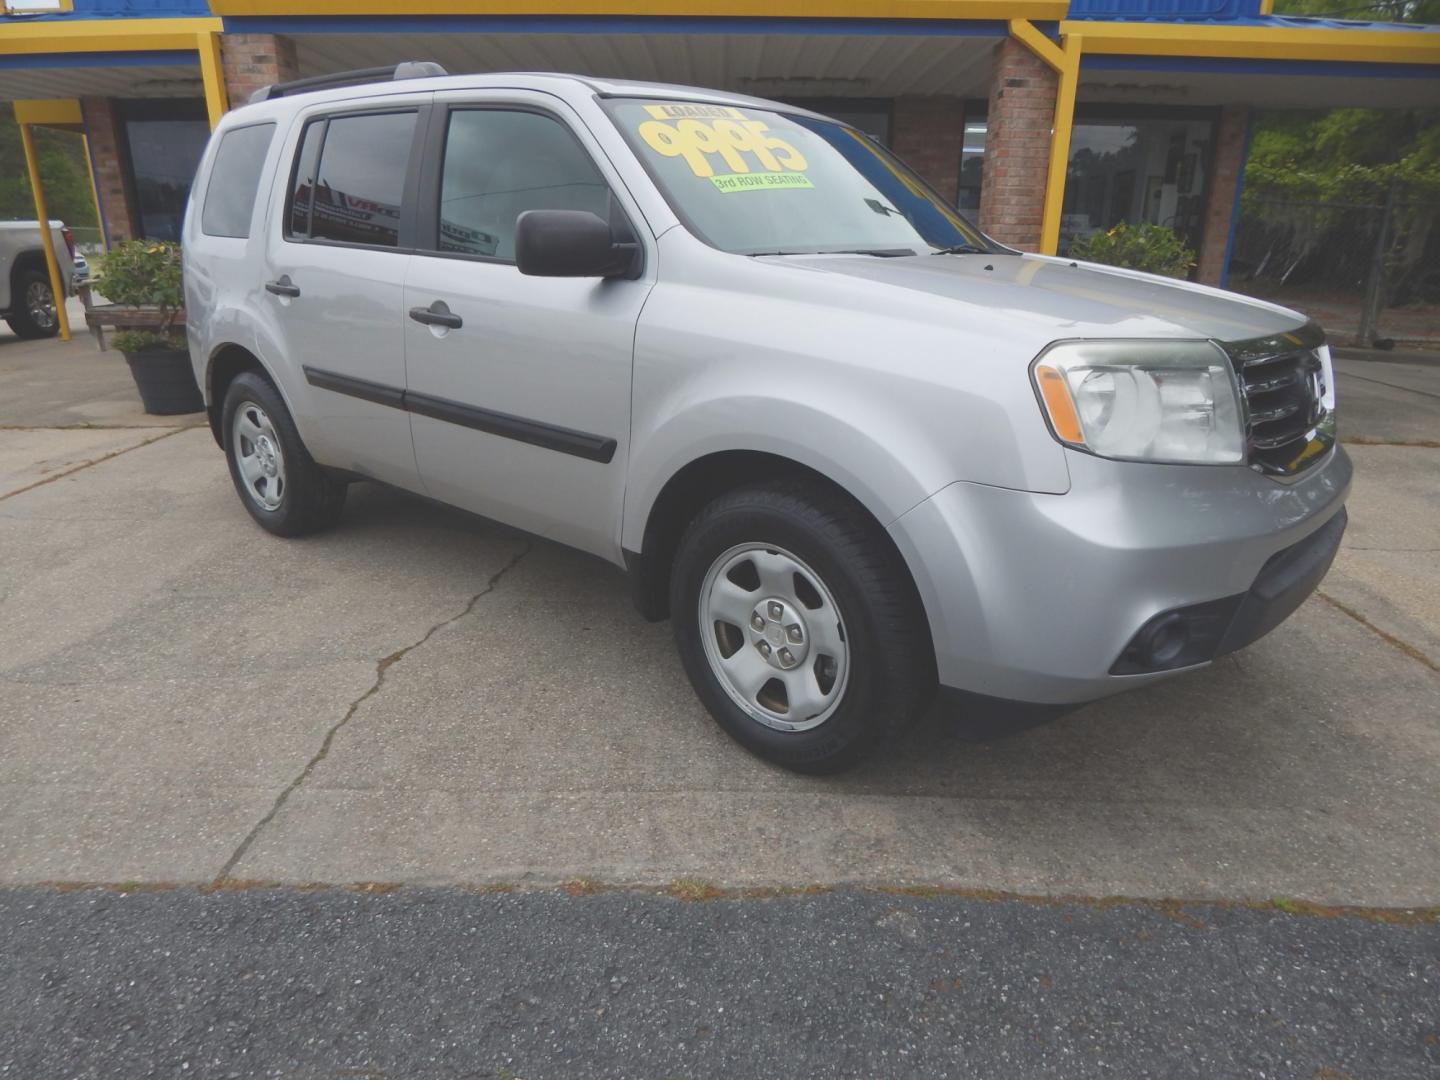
[1,330,1437,906]
[1321,441,1440,671]
[212,543,532,884]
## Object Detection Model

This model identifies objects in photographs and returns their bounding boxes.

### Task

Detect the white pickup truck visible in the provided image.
[0,220,77,339]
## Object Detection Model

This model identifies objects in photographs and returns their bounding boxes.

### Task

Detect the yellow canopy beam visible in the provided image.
[196,30,231,130]
[1008,20,1082,257]
[0,16,223,55]
[12,98,84,129]
[1039,34,1081,257]
[81,132,106,251]
[12,99,104,252]
[16,119,71,342]
[1009,16,1066,73]
[4,21,232,139]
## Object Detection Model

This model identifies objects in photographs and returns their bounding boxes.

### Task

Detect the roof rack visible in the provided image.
[248,61,448,105]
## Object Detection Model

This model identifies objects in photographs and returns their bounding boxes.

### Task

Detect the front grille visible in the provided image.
[1223,323,1334,477]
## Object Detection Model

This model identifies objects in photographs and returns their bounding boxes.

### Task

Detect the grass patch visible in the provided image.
[668,878,725,902]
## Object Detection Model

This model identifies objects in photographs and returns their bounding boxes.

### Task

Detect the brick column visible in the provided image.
[1195,105,1250,287]
[977,38,1057,251]
[80,97,138,246]
[220,33,299,108]
[890,97,965,205]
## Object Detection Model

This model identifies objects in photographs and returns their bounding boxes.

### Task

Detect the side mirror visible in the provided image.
[515,210,638,278]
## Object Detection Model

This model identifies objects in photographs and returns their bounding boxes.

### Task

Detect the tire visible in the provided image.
[221,370,346,537]
[5,268,59,339]
[670,478,935,774]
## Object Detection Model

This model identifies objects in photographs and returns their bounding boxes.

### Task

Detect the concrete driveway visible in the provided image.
[2,324,1437,907]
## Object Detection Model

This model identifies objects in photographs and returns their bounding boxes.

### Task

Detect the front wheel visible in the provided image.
[671,479,935,773]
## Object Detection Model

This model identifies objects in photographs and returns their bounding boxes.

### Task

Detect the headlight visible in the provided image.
[1031,340,1245,465]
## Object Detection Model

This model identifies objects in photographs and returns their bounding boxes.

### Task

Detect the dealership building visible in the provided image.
[3,0,1438,293]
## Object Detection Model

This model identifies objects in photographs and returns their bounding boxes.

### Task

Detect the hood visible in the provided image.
[771,251,1309,344]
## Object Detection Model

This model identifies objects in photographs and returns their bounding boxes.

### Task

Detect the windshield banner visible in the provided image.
[637,109,810,187]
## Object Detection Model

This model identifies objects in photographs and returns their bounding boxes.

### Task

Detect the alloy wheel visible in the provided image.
[26,279,56,330]
[698,543,850,732]
[232,400,287,511]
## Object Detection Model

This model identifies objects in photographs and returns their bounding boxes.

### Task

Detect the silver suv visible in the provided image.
[183,65,1350,772]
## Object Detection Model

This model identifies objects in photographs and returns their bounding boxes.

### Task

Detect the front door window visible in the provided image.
[437,108,613,261]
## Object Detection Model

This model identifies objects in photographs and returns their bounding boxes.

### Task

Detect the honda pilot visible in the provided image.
[183,65,1350,772]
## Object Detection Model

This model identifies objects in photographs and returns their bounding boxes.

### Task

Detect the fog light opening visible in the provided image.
[1110,595,1245,676]
[1142,613,1190,668]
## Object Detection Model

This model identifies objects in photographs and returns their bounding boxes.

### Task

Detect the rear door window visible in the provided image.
[201,122,275,239]
[286,110,417,248]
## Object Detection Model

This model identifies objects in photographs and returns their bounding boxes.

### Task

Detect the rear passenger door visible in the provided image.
[403,92,653,559]
[258,98,429,490]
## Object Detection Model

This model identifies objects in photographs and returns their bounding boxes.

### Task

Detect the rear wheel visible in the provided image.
[5,269,59,339]
[222,370,346,536]
[671,479,935,773]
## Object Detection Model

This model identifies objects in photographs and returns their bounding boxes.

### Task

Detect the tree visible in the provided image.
[1271,0,1440,22]
[0,105,100,232]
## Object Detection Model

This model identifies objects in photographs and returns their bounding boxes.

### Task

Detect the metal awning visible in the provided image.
[285,30,1002,99]
[0,59,202,100]
[1078,61,1440,108]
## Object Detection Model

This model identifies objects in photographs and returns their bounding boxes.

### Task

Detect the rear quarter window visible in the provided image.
[200,123,276,239]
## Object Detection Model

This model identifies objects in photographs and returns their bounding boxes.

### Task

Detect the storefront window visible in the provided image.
[119,99,210,242]
[779,99,892,146]
[1060,108,1215,255]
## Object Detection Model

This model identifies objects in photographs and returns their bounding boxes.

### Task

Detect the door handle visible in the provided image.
[265,276,300,298]
[408,301,463,330]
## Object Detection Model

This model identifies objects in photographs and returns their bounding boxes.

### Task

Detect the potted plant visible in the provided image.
[91,240,204,415]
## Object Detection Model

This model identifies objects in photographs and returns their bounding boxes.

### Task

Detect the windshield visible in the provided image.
[603,98,992,256]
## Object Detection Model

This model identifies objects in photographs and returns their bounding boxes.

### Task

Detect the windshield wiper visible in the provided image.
[749,248,915,258]
[832,248,915,257]
[929,244,987,255]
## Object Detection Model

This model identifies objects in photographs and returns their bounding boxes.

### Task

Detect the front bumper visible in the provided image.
[888,445,1352,706]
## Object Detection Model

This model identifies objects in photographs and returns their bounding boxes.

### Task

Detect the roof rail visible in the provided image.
[248,61,448,105]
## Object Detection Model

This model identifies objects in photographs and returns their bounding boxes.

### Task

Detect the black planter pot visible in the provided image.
[122,347,204,416]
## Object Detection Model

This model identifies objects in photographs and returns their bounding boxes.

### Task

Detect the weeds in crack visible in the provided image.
[0,427,193,503]
[1317,592,1438,674]
[209,542,533,886]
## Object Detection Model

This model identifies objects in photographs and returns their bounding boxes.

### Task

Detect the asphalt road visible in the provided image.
[3,886,1436,1080]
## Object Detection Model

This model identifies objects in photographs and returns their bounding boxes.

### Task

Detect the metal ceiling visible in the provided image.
[1077,67,1440,108]
[0,64,202,101]
[290,31,1000,100]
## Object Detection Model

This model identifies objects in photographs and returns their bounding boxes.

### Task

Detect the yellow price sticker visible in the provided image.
[643,103,746,121]
[710,172,813,194]
[638,117,808,180]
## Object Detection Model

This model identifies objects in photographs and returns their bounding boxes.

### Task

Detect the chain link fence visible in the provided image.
[1228,194,1440,347]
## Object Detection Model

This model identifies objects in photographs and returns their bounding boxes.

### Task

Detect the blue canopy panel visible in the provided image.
[17,0,213,18]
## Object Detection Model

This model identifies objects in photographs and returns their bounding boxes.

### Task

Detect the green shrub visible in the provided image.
[92,240,185,353]
[92,240,183,309]
[1068,222,1195,280]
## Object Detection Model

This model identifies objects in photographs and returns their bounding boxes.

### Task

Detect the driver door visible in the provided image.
[403,93,652,558]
